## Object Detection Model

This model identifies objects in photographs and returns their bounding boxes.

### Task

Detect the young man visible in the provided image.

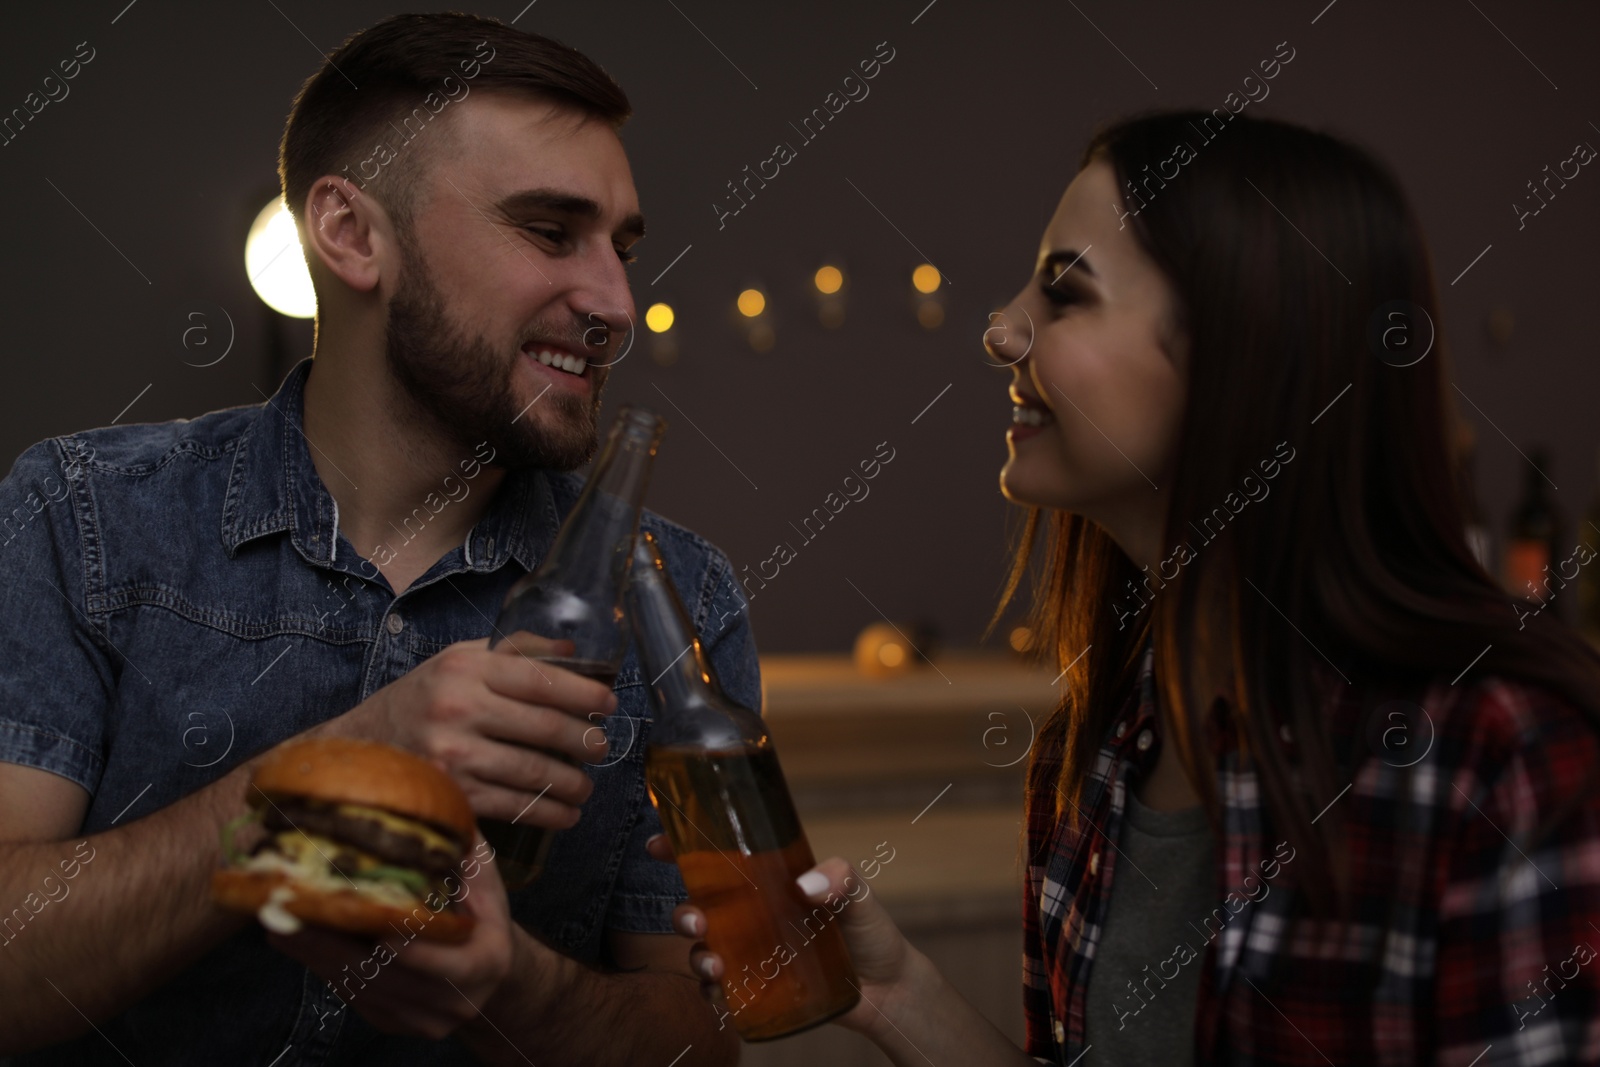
[0,13,754,1064]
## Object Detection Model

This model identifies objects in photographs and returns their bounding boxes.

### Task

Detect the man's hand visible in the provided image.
[329,634,617,828]
[266,835,517,1041]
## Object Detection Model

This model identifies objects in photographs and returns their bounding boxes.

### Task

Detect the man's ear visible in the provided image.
[301,177,391,294]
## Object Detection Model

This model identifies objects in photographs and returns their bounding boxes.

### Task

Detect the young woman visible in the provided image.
[651,111,1600,1064]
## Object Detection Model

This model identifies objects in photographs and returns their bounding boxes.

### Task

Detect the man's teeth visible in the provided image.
[1012,405,1054,427]
[530,348,585,376]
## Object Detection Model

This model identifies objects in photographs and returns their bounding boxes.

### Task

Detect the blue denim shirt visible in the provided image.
[0,359,761,1065]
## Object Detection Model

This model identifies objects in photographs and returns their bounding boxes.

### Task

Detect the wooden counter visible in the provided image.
[760,652,1059,813]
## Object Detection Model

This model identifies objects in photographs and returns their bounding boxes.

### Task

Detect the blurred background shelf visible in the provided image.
[737,653,1055,1066]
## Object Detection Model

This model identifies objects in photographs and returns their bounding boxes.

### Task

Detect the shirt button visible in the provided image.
[1053,1018,1065,1044]
[1136,728,1153,752]
[386,613,404,635]
[486,537,496,557]
[1115,722,1128,739]
[1088,851,1099,876]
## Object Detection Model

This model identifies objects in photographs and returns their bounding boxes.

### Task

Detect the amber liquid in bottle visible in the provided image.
[646,743,858,1041]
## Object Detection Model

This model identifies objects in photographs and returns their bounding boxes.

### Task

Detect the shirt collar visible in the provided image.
[463,458,558,575]
[1109,640,1259,763]
[1108,641,1161,759]
[221,358,559,575]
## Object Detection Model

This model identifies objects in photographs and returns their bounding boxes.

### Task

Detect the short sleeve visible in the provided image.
[603,547,762,935]
[0,438,114,797]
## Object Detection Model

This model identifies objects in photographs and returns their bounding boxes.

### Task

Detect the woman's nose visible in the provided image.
[982,305,1034,368]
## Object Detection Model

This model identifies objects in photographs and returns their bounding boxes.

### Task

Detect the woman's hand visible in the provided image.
[645,835,922,1041]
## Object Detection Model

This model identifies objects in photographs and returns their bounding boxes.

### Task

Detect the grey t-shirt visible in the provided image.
[1083,789,1215,1065]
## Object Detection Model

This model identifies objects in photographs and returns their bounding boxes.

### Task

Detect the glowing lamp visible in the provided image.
[245,198,316,319]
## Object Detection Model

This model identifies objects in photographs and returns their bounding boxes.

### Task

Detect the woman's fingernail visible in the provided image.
[689,913,704,936]
[696,956,717,980]
[646,834,662,847]
[796,870,830,897]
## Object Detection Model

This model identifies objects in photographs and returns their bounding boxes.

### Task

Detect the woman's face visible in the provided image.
[986,158,1187,563]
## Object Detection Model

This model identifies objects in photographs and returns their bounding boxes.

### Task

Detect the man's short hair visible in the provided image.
[277,12,630,234]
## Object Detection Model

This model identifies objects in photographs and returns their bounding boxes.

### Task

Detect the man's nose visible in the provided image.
[572,249,635,354]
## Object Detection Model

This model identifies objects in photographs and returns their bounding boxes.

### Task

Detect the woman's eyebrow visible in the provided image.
[1042,247,1096,284]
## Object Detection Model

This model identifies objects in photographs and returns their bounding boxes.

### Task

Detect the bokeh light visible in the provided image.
[737,288,767,317]
[645,302,675,332]
[1009,626,1034,653]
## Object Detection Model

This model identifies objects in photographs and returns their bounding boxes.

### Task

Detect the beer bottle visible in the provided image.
[479,404,666,890]
[628,531,860,1041]
[1577,445,1600,644]
[1505,446,1561,614]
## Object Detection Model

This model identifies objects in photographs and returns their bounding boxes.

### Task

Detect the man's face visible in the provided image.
[384,92,643,470]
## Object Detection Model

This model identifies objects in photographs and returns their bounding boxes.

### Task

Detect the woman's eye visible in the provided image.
[1042,283,1081,308]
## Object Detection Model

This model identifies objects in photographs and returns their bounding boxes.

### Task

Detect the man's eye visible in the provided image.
[525,226,564,243]
[616,248,638,265]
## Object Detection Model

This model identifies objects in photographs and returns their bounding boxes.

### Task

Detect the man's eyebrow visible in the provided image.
[496,188,646,239]
[1042,247,1096,283]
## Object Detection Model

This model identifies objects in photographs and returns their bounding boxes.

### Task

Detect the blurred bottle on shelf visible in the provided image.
[1455,422,1492,574]
[1504,446,1561,616]
[1577,446,1600,643]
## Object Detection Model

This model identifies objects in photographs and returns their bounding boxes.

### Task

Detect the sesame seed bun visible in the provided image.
[250,737,475,844]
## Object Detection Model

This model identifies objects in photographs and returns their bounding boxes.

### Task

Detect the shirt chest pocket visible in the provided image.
[84,595,374,831]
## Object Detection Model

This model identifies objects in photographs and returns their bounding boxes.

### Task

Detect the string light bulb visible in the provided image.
[737,288,767,317]
[645,302,675,333]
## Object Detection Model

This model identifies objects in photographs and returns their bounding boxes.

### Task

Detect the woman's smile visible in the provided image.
[1008,385,1056,444]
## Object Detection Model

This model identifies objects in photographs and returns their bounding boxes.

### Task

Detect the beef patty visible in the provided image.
[259,796,464,876]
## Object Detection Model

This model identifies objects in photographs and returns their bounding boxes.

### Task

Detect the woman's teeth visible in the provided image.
[1012,405,1054,427]
[530,348,585,376]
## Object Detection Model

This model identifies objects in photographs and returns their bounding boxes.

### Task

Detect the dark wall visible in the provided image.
[2,0,1597,651]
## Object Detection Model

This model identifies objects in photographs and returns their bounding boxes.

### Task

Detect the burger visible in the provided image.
[211,737,477,943]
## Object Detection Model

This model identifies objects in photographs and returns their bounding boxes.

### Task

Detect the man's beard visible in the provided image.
[383,242,607,472]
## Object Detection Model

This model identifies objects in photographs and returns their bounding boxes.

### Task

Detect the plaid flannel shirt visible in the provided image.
[1023,644,1600,1065]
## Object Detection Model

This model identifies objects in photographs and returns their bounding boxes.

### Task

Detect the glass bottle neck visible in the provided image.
[537,407,664,585]
[628,532,765,751]
[628,542,718,710]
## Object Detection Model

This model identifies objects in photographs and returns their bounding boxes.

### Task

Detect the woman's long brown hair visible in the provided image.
[999,111,1600,916]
